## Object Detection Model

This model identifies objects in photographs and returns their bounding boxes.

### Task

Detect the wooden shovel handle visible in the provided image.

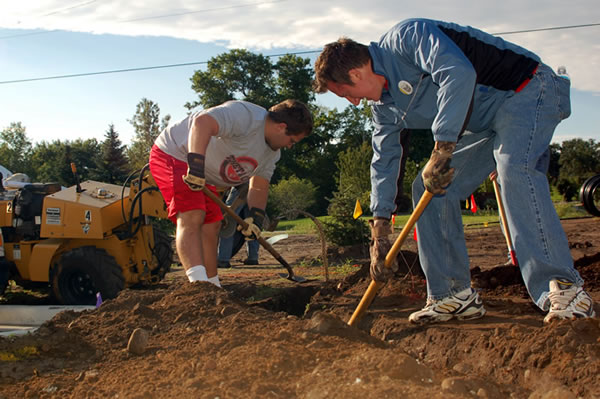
[201,186,297,278]
[492,179,518,266]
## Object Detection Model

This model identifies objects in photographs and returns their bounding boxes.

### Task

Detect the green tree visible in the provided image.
[273,104,374,215]
[336,141,373,210]
[323,141,373,246]
[28,141,62,182]
[268,176,317,220]
[547,143,561,185]
[29,139,100,186]
[128,98,171,171]
[558,138,600,184]
[0,122,33,176]
[186,50,313,110]
[90,124,130,184]
[272,54,314,105]
[323,189,369,247]
[555,138,600,201]
[187,49,275,109]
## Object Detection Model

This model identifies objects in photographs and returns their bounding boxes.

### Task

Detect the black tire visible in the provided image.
[52,246,125,305]
[0,259,10,296]
[579,174,600,217]
[151,228,174,280]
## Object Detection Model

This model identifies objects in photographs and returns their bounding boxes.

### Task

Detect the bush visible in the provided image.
[556,178,579,201]
[269,176,317,220]
[323,189,369,246]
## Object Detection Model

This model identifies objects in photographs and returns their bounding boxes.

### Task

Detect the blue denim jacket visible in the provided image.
[369,18,541,218]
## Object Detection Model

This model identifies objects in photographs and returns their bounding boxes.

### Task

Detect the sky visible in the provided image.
[1,0,599,148]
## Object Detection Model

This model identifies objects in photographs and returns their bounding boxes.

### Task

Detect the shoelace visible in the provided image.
[547,286,577,310]
[424,291,472,308]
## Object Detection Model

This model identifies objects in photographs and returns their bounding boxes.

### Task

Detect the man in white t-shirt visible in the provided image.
[149,99,313,288]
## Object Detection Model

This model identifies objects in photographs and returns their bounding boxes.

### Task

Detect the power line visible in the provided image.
[41,0,98,17]
[120,0,289,23]
[0,1,97,38]
[0,61,209,84]
[0,30,59,40]
[0,50,320,85]
[492,22,600,35]
[1,22,598,85]
[0,0,288,38]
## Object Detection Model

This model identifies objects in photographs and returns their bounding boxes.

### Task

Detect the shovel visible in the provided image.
[347,191,433,326]
[491,178,518,267]
[201,186,307,283]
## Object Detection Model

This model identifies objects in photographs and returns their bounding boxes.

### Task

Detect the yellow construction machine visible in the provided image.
[0,165,173,305]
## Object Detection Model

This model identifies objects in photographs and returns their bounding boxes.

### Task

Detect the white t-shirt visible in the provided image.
[154,101,280,187]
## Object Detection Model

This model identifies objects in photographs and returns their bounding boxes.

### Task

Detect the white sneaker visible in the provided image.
[408,288,486,324]
[543,279,596,323]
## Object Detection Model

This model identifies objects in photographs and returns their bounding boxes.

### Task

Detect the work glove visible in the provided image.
[421,141,456,195]
[369,218,398,282]
[237,207,266,240]
[182,152,206,191]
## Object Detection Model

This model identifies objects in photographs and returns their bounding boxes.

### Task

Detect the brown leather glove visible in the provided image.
[369,219,398,282]
[422,141,456,195]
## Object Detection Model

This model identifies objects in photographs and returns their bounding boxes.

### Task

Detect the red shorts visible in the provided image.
[149,145,223,225]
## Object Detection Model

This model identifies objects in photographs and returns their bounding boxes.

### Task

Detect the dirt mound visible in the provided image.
[1,217,599,398]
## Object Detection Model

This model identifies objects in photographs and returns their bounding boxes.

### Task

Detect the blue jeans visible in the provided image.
[412,64,581,310]
[217,235,259,262]
[217,202,259,263]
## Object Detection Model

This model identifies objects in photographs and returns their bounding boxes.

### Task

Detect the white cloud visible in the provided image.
[1,0,600,92]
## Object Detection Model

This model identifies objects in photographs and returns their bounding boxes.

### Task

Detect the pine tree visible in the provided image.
[92,124,130,184]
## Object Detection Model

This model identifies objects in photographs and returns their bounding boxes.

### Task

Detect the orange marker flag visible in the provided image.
[413,227,418,241]
[391,214,396,227]
[353,199,363,219]
[470,194,478,213]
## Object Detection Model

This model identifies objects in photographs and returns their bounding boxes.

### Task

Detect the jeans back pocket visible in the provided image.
[555,76,571,120]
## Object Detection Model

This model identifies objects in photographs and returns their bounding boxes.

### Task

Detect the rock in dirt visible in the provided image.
[305,311,383,346]
[127,328,149,355]
[441,377,472,396]
[306,311,343,334]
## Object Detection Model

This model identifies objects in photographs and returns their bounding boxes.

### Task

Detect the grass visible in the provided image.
[274,217,330,234]
[328,259,364,276]
[0,346,39,361]
[272,201,591,235]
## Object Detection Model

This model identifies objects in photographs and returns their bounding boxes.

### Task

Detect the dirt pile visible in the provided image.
[0,217,599,398]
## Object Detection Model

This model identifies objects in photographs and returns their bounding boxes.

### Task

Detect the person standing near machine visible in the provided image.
[149,99,313,287]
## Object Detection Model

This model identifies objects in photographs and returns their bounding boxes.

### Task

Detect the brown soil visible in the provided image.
[1,217,599,399]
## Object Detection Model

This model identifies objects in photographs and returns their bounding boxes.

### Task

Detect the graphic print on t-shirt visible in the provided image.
[219,155,258,185]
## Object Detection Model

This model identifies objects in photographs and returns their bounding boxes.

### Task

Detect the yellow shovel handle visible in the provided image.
[347,191,434,326]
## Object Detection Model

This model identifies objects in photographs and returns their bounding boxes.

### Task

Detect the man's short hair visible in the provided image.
[313,38,371,93]
[268,99,313,136]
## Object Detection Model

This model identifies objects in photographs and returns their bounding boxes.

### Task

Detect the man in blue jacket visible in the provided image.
[313,19,595,324]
